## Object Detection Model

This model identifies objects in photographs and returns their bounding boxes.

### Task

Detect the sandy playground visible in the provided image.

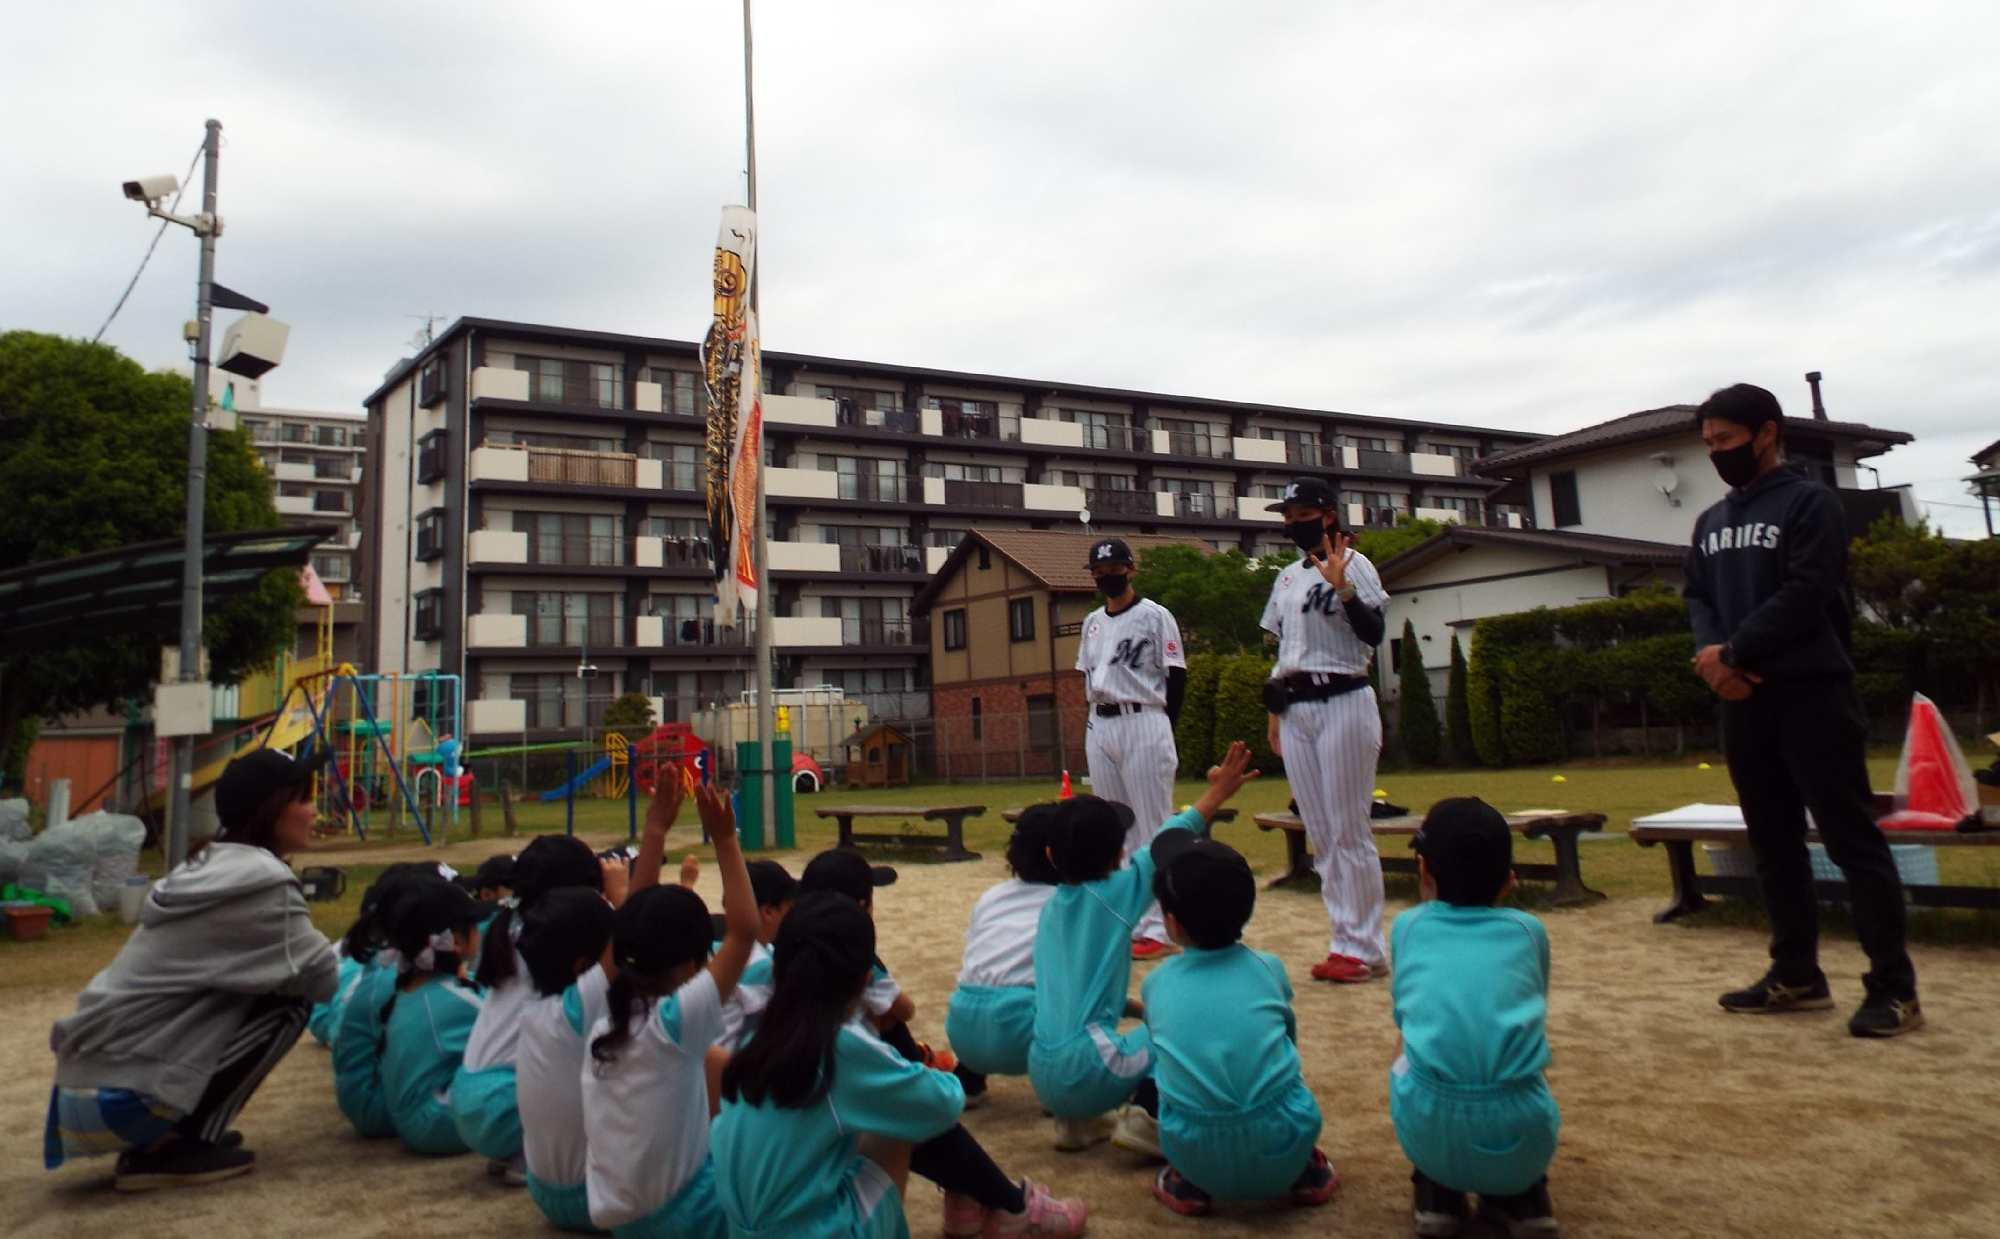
[5,834,1999,1239]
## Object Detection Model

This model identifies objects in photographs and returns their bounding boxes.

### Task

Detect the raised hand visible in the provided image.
[1309,532,1353,592]
[693,782,738,850]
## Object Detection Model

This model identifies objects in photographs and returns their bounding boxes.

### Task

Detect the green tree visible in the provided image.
[0,332,301,763]
[1849,516,2000,730]
[1354,515,1445,566]
[1174,653,1220,776]
[1133,544,1285,653]
[1445,633,1474,765]
[601,692,657,743]
[1212,653,1277,770]
[1396,619,1442,765]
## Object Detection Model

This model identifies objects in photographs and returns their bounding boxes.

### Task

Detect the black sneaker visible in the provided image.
[1152,1165,1215,1217]
[114,1139,255,1192]
[1477,1177,1560,1239]
[1718,972,1834,1014]
[1412,1169,1469,1237]
[1849,994,1924,1038]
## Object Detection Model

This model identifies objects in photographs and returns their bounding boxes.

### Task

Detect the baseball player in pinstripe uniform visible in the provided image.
[1075,537,1187,959]
[1260,478,1392,984]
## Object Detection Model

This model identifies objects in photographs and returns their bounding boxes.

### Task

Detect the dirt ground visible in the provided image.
[7,845,1999,1239]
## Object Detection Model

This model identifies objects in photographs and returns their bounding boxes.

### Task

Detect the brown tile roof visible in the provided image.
[1374,525,1686,585]
[1473,406,1913,478]
[911,528,1208,612]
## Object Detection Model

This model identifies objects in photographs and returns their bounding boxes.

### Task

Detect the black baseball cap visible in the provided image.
[1266,476,1339,513]
[464,854,517,893]
[1087,537,1135,568]
[215,746,332,832]
[1410,798,1513,907]
[747,859,800,909]
[799,848,898,904]
[386,875,486,951]
[1150,831,1257,948]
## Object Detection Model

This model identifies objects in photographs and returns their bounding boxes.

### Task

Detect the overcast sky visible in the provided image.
[4,1,1994,534]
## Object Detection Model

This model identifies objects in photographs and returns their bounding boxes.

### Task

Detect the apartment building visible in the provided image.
[225,375,368,597]
[357,318,1542,741]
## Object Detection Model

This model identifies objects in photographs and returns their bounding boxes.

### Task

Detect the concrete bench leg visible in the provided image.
[933,814,980,864]
[835,815,856,850]
[1525,822,1608,909]
[1646,839,1710,923]
[1267,831,1315,890]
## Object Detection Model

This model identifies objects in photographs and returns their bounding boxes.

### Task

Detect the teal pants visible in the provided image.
[1390,1058,1559,1197]
[451,1063,522,1160]
[1159,1079,1322,1201]
[1028,1023,1152,1120]
[528,1172,607,1234]
[392,1095,469,1156]
[612,1156,728,1239]
[945,985,1036,1077]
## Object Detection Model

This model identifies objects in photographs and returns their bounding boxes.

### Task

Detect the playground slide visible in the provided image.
[143,696,320,813]
[539,756,614,802]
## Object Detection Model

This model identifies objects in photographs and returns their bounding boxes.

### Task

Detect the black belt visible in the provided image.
[1094,702,1155,717]
[1263,671,1370,714]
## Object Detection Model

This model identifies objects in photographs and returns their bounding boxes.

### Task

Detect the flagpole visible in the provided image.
[744,0,777,843]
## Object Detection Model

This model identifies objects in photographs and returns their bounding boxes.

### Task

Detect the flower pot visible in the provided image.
[4,903,56,941]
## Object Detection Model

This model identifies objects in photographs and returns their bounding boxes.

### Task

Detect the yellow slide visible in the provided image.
[144,688,322,813]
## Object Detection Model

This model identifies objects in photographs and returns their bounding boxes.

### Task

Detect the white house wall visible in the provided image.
[373,377,416,674]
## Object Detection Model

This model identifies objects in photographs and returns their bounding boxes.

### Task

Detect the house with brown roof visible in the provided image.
[1968,437,2000,537]
[910,529,1205,779]
[1374,388,1917,701]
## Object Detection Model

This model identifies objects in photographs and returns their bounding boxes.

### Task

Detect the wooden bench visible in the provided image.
[816,804,986,863]
[1249,810,1609,909]
[1001,806,1237,837]
[1629,819,2000,923]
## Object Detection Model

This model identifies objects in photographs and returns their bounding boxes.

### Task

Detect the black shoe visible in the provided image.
[218,1130,244,1149]
[1849,994,1924,1038]
[1719,971,1834,1014]
[1412,1170,1469,1237]
[114,1139,256,1192]
[1477,1178,1560,1239]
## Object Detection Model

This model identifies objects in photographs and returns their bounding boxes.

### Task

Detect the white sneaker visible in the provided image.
[1051,1115,1115,1152]
[1109,1105,1162,1158]
[501,1153,528,1188]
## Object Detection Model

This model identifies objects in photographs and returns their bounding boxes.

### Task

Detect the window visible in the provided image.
[419,359,448,407]
[1550,470,1581,528]
[645,368,701,415]
[312,490,350,513]
[279,449,311,465]
[313,457,350,480]
[278,482,310,498]
[970,697,982,740]
[1389,637,1403,674]
[512,591,626,648]
[513,511,623,566]
[414,508,446,560]
[314,424,351,448]
[820,596,911,645]
[925,397,999,440]
[976,545,991,571]
[311,554,348,582]
[1008,597,1036,643]
[927,528,968,549]
[413,589,444,640]
[502,430,622,454]
[648,441,701,492]
[242,418,269,442]
[925,461,1012,483]
[280,423,309,444]
[510,671,625,730]
[416,429,447,483]
[943,609,967,650]
[813,455,907,502]
[1155,417,1225,458]
[515,355,624,408]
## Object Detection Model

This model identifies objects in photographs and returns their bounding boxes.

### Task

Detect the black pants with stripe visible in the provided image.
[172,994,312,1144]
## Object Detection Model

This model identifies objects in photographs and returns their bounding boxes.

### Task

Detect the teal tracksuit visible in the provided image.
[382,976,484,1155]
[1389,902,1560,1196]
[1028,809,1198,1118]
[309,955,366,1047]
[1143,943,1322,1200]
[332,962,399,1138]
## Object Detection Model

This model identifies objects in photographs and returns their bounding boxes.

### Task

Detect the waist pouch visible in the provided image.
[1263,673,1370,715]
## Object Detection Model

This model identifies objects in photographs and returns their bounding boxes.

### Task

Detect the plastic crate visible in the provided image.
[1704,843,1937,887]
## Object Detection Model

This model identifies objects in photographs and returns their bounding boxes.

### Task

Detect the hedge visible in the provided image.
[1213,652,1278,771]
[1397,619,1442,766]
[1445,634,1474,766]
[1174,653,1222,777]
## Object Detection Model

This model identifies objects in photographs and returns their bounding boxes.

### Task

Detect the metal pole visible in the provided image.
[745,0,776,839]
[167,118,221,871]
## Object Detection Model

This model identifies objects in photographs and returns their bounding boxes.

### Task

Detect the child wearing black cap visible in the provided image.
[1141,832,1338,1215]
[378,876,489,1154]
[1392,798,1561,1239]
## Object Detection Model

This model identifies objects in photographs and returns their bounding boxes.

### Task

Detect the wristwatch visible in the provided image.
[1336,584,1357,602]
[1719,642,1739,668]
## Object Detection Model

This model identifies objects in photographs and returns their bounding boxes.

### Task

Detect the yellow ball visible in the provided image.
[1698,762,1711,770]
[1373,789,1388,799]
[1551,775,1567,783]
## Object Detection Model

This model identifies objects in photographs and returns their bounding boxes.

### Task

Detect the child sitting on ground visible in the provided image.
[580,782,757,1239]
[1141,831,1339,1215]
[943,804,1062,1101]
[379,876,487,1155]
[713,892,1087,1239]
[331,864,435,1138]
[1029,741,1260,1152]
[1391,798,1561,1239]
[512,887,616,1232]
[703,859,798,1110]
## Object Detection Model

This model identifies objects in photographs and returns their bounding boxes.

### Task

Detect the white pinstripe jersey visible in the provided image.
[1260,550,1388,676]
[1076,597,1186,707]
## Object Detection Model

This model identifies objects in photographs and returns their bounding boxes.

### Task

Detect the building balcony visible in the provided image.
[767,541,843,573]
[1016,418,1085,449]
[469,442,665,491]
[837,544,927,574]
[826,617,928,648]
[765,393,839,429]
[930,407,1000,441]
[468,613,528,648]
[1412,506,1468,525]
[1408,453,1466,478]
[832,400,920,434]
[273,461,316,482]
[1023,482,1088,513]
[834,473,909,503]
[1079,425,1145,453]
[772,615,843,647]
[275,494,315,516]
[467,697,527,735]
[522,616,622,650]
[1346,503,1408,530]
[1236,495,1283,523]
[1085,488,1157,518]
[1161,431,1232,460]
[943,480,1023,509]
[1356,448,1411,473]
[1285,441,1339,469]
[767,466,840,501]
[470,366,531,402]
[925,545,951,573]
[1166,492,1230,518]
[635,536,715,569]
[470,529,529,564]
[653,617,751,648]
[1232,437,1289,465]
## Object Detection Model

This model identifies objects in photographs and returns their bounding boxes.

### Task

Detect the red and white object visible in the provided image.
[1880,693,1978,831]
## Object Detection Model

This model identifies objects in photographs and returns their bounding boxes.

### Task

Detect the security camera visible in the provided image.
[122,174,180,203]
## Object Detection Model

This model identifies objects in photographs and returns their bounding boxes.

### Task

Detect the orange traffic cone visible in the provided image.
[1059,770,1074,799]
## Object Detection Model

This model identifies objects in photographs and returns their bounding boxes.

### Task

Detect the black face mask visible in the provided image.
[1709,441,1760,488]
[1285,518,1328,553]
[1097,573,1131,599]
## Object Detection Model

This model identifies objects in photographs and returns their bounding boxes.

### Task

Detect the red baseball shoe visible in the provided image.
[1310,953,1389,984]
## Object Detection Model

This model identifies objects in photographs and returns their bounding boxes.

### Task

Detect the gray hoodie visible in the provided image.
[49,841,339,1113]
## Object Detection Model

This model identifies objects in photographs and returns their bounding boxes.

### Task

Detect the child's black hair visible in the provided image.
[720,892,875,1109]
[518,887,616,998]
[589,884,715,1067]
[1048,796,1130,885]
[340,863,431,964]
[1005,804,1062,885]
[474,834,604,990]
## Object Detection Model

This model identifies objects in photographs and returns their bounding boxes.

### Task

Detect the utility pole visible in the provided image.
[168,118,222,870]
[744,0,777,841]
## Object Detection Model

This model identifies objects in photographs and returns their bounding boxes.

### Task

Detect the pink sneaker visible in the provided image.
[983,1179,1088,1238]
[942,1190,988,1237]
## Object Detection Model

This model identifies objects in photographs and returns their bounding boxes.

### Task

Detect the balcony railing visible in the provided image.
[1353,505,1407,529]
[1285,441,1338,468]
[527,446,637,487]
[660,536,715,567]
[528,534,625,567]
[1168,492,1227,518]
[835,400,920,434]
[836,473,909,503]
[1356,448,1411,473]
[524,615,623,649]
[838,545,927,574]
[943,479,1023,508]
[939,408,999,440]
[1082,424,1144,453]
[1086,488,1156,517]
[1165,431,1231,460]
[838,617,928,647]
[664,617,749,647]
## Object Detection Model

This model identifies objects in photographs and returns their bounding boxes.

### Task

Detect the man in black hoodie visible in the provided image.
[1684,383,1920,1038]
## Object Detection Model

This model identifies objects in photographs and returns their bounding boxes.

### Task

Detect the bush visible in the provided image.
[1445,635,1474,765]
[1499,654,1566,763]
[1213,653,1277,771]
[1397,620,1441,766]
[601,692,656,744]
[1175,653,1220,776]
